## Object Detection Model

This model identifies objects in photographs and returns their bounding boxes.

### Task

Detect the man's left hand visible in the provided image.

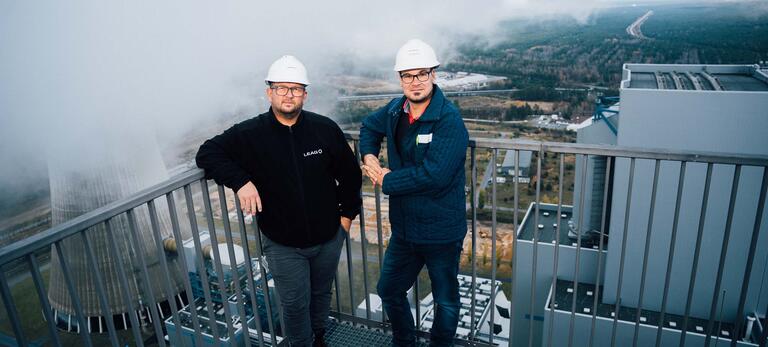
[340,216,352,232]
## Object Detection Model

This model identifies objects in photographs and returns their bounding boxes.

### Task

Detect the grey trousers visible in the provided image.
[261,227,345,347]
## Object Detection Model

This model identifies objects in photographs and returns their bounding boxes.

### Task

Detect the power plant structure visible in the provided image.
[46,130,187,332]
[511,63,768,346]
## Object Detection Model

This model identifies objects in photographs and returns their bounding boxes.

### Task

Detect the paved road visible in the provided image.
[627,10,654,39]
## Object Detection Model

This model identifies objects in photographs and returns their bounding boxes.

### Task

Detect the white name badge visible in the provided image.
[416,133,433,144]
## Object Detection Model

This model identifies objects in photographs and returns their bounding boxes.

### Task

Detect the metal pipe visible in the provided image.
[528,146,543,347]
[233,198,267,346]
[703,165,741,347]
[80,231,120,346]
[0,269,28,347]
[508,149,520,345]
[730,168,767,347]
[104,220,144,346]
[632,160,660,347]
[568,154,589,347]
[125,209,166,347]
[470,147,478,341]
[249,215,278,342]
[53,241,94,346]
[588,156,612,347]
[611,158,636,347]
[490,148,498,345]
[374,185,386,323]
[546,153,565,347]
[165,191,204,347]
[217,184,253,347]
[183,185,222,343]
[147,200,184,346]
[27,253,62,346]
[679,163,713,346]
[200,180,236,339]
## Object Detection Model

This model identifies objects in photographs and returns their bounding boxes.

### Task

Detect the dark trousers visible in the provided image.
[377,235,463,347]
[262,227,345,347]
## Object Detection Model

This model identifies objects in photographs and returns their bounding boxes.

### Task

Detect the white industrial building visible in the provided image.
[511,64,768,346]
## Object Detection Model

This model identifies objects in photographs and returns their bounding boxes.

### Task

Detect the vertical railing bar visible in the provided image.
[414,277,421,330]
[374,185,387,323]
[200,180,237,339]
[344,224,355,315]
[249,217,278,342]
[470,147,478,342]
[0,268,28,347]
[567,154,589,347]
[216,185,253,347]
[490,148,499,345]
[679,163,713,346]
[528,146,543,347]
[165,191,205,347]
[632,159,661,347]
[654,161,689,347]
[104,219,144,347]
[546,153,565,347]
[125,209,166,347]
[232,197,267,347]
[354,140,372,321]
[53,241,94,347]
[610,157,636,347]
[146,200,184,346]
[508,148,520,344]
[183,185,222,344]
[703,165,742,347]
[80,231,121,346]
[588,156,612,347]
[27,254,62,347]
[730,167,768,347]
[334,272,341,316]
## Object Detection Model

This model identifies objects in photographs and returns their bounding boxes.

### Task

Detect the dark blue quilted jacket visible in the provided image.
[359,85,468,243]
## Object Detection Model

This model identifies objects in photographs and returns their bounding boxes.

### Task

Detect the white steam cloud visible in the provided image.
[0,0,602,200]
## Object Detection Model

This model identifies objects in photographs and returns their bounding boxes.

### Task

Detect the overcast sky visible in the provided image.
[0,0,760,201]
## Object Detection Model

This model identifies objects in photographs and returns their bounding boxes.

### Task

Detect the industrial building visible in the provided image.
[511,64,768,346]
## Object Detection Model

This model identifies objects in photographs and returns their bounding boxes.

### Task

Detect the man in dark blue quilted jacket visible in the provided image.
[359,39,469,347]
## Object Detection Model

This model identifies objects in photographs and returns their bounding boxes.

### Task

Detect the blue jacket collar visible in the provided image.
[387,84,446,123]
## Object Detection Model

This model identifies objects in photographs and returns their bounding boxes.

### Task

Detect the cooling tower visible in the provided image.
[46,129,188,333]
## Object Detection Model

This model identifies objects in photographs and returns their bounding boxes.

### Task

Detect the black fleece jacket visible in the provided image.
[196,109,362,248]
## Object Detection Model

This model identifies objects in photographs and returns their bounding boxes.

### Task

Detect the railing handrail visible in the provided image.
[0,169,205,265]
[3,134,767,266]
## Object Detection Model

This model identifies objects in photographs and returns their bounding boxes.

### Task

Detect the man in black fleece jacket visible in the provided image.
[196,55,362,347]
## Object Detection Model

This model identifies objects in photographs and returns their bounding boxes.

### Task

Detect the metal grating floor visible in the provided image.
[324,319,429,347]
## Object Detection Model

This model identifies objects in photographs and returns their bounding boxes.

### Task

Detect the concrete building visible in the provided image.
[500,150,533,183]
[512,64,768,346]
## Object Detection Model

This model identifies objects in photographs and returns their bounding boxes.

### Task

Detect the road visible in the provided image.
[627,10,654,39]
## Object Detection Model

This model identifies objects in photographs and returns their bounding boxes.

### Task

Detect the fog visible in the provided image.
[0,0,614,213]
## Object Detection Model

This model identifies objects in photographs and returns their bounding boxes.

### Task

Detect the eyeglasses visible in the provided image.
[400,69,433,84]
[270,85,306,97]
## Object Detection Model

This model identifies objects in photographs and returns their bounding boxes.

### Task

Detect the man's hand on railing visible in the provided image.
[362,154,386,186]
[236,181,262,215]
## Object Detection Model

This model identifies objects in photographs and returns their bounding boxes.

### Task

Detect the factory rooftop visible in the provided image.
[623,64,768,91]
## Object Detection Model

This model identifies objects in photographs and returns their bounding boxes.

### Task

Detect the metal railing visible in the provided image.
[0,133,766,347]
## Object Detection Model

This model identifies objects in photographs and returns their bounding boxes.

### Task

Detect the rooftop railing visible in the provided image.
[0,133,766,346]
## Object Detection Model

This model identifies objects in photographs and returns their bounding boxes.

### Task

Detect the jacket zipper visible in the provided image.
[287,126,311,244]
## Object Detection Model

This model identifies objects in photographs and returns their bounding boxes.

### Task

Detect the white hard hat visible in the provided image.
[265,55,310,85]
[393,39,440,72]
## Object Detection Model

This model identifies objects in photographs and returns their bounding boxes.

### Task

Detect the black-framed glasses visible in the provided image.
[400,69,433,84]
[270,85,306,96]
